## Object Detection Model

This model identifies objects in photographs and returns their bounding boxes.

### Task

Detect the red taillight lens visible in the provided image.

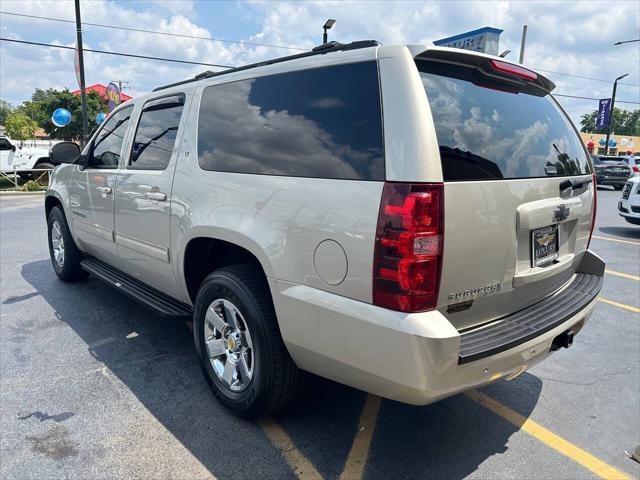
[373,183,444,312]
[587,174,597,250]
[633,165,639,173]
[489,59,538,81]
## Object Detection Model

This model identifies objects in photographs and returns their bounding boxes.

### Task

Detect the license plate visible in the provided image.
[531,225,559,267]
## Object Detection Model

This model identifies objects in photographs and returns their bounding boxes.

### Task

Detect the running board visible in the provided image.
[80,257,193,318]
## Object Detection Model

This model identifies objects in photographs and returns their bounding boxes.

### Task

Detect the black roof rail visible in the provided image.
[153,40,381,92]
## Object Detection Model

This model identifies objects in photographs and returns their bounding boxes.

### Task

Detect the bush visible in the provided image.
[20,180,45,192]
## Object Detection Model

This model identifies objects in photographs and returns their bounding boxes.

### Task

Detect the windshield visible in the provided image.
[418,61,591,181]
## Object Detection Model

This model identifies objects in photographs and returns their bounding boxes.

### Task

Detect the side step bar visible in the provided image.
[80,257,193,318]
[458,273,603,364]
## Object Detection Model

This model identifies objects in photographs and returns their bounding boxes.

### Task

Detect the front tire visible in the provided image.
[194,265,304,418]
[47,206,89,282]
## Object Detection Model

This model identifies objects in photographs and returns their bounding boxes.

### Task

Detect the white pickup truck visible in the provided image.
[0,135,54,179]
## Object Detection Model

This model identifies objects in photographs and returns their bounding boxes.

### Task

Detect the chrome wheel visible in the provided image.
[51,220,65,268]
[204,299,254,392]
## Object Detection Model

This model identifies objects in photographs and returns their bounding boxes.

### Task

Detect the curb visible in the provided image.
[0,191,46,196]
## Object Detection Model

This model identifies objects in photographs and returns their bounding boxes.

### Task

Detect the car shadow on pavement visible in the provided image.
[598,226,640,240]
[21,259,542,480]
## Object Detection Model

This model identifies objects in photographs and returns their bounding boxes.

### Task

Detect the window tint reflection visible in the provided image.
[198,61,384,180]
[130,96,184,170]
[419,66,591,181]
[90,106,132,168]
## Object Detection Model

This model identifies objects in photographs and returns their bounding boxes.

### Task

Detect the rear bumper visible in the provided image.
[270,250,605,406]
[596,175,629,186]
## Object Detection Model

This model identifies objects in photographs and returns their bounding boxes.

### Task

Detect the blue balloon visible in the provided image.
[608,139,617,147]
[52,108,72,128]
[598,138,606,146]
[96,112,107,125]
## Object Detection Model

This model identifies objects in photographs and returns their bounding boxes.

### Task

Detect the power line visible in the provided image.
[0,37,234,68]
[0,10,307,52]
[554,93,639,105]
[3,10,639,89]
[2,36,640,107]
[534,67,640,88]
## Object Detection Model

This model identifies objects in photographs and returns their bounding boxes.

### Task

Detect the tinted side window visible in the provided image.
[198,61,384,180]
[89,106,133,168]
[130,95,185,170]
[0,138,12,150]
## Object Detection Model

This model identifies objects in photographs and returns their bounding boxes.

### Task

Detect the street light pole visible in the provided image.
[518,24,528,64]
[74,0,88,145]
[604,73,629,154]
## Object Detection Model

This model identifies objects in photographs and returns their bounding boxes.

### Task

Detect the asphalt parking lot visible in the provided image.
[0,188,638,480]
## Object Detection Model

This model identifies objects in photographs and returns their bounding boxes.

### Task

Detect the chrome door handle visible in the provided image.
[96,186,112,194]
[145,191,167,201]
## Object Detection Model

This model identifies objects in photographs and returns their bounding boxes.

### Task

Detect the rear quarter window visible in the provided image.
[419,62,591,181]
[197,61,384,180]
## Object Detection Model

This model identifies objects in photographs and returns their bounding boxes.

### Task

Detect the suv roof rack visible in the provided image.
[153,40,381,92]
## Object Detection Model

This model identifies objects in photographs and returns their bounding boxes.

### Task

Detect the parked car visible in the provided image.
[592,155,633,189]
[0,135,55,182]
[45,41,604,418]
[618,176,640,225]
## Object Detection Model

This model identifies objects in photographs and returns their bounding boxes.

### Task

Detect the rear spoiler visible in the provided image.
[410,45,555,93]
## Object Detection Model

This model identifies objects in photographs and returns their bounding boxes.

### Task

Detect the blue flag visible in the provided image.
[596,98,611,129]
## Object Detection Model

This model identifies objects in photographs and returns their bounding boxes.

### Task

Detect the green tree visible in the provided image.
[16,89,106,140]
[0,99,13,125]
[4,113,38,141]
[580,107,640,136]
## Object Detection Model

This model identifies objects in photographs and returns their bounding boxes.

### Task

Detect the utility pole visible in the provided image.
[604,73,629,154]
[114,80,129,94]
[74,0,88,145]
[518,25,528,64]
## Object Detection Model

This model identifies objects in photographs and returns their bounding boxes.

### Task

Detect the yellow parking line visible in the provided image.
[340,394,382,480]
[598,298,640,313]
[259,417,323,480]
[466,390,631,480]
[605,269,640,281]
[592,235,640,246]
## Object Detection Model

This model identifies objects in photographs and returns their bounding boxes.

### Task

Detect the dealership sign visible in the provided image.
[433,27,503,55]
[106,82,121,111]
[596,98,611,129]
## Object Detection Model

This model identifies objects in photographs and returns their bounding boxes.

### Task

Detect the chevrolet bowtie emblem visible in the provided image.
[553,204,570,222]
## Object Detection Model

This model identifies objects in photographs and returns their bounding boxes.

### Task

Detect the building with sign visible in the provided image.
[580,132,639,156]
[433,27,503,55]
[71,84,132,103]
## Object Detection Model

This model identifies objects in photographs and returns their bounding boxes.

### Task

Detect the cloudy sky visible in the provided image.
[0,0,638,127]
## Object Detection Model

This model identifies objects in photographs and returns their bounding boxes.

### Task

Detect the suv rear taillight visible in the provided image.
[587,174,597,250]
[373,183,444,313]
[632,165,639,174]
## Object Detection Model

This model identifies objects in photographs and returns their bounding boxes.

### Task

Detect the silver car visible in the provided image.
[46,41,604,418]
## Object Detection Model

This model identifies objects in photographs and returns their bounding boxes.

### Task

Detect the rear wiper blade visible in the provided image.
[559,177,592,191]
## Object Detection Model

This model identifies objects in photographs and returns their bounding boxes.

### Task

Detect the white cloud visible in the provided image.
[0,0,638,129]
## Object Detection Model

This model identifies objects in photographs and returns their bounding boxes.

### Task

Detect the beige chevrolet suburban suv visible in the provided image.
[46,41,605,418]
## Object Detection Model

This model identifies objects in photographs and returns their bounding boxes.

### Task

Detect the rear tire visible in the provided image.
[47,206,89,282]
[193,265,304,418]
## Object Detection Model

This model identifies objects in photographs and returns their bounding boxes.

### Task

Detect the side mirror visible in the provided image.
[50,142,81,164]
[11,144,16,152]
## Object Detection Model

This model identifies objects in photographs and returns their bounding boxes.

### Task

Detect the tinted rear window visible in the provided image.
[197,61,384,180]
[419,62,591,181]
